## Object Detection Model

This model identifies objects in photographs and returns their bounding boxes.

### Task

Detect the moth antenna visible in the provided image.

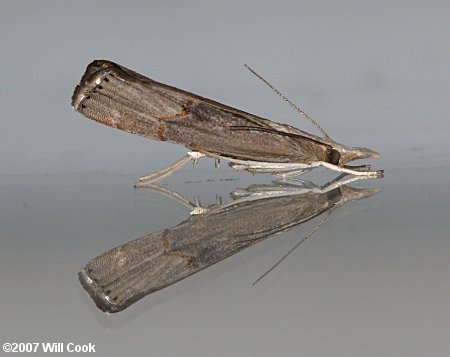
[252,209,333,286]
[244,64,331,140]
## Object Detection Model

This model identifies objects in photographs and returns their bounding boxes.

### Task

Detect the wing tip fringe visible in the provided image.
[71,60,119,111]
[78,267,124,313]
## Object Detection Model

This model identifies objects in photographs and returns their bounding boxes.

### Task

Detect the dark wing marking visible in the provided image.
[229,125,332,147]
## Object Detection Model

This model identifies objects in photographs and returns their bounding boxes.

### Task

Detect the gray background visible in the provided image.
[1,1,449,356]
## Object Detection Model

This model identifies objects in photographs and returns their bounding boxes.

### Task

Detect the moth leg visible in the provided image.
[271,177,318,190]
[274,168,313,178]
[135,154,191,186]
[319,174,380,193]
[343,164,371,171]
[135,152,205,186]
[228,161,315,175]
[318,161,383,177]
[134,180,211,215]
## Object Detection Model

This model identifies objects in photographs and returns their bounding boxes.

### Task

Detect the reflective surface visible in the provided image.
[2,0,450,355]
[79,175,380,312]
[1,166,449,355]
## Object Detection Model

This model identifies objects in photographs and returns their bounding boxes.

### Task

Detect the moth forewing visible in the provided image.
[72,60,382,181]
[79,178,380,312]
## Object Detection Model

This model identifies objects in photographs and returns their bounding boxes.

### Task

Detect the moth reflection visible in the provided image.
[79,175,380,313]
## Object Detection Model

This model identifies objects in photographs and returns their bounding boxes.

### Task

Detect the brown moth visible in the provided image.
[79,176,380,312]
[71,60,382,183]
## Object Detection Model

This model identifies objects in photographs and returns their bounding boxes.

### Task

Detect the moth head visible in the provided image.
[325,185,380,210]
[336,146,381,165]
[338,185,381,203]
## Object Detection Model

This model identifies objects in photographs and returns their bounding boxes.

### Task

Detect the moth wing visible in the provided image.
[72,60,336,162]
[79,229,197,313]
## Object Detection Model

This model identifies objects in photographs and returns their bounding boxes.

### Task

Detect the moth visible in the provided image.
[71,60,382,183]
[79,175,380,312]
